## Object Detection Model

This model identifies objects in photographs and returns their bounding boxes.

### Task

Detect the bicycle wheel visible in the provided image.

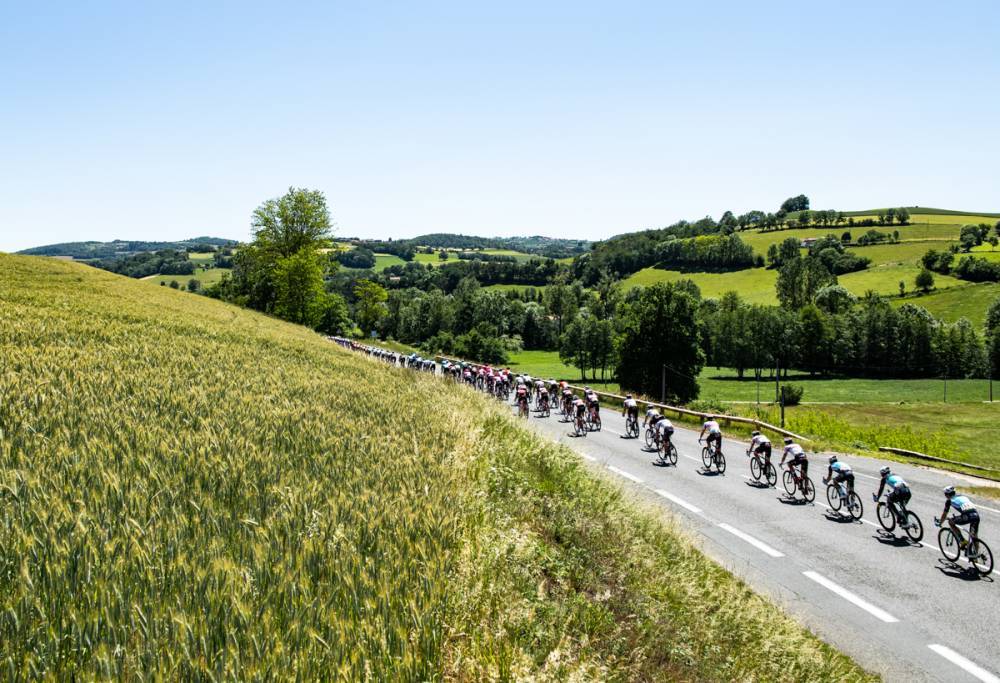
[782,470,796,495]
[876,502,896,532]
[826,485,842,510]
[803,477,816,503]
[938,528,961,561]
[627,420,638,438]
[847,492,863,521]
[716,452,726,474]
[903,511,923,543]
[970,539,994,576]
[701,447,712,469]
[765,463,777,487]
[594,416,601,432]
[750,456,762,481]
[644,429,654,449]
[667,443,678,466]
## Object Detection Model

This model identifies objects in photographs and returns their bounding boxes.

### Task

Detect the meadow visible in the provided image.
[891,282,1000,327]
[144,266,230,288]
[0,254,871,680]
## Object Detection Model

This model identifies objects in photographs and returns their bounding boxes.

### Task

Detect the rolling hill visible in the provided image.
[0,253,870,680]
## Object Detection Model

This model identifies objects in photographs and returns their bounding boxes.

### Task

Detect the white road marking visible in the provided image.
[607,465,643,483]
[717,523,784,558]
[579,453,597,462]
[928,644,1000,683]
[606,428,624,437]
[654,489,702,513]
[802,571,898,623]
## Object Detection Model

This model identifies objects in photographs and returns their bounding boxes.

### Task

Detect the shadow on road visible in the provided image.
[873,532,919,548]
[822,510,861,524]
[936,560,994,582]
[744,480,770,490]
[697,468,724,477]
[778,496,810,506]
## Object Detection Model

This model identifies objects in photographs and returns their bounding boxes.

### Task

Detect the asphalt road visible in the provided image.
[509,396,1000,682]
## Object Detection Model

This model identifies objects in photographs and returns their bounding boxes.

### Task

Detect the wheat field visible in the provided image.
[0,254,873,680]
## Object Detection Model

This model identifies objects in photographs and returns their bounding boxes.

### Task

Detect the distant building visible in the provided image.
[800,237,818,248]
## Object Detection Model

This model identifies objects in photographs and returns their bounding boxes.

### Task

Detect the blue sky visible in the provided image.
[2,1,998,251]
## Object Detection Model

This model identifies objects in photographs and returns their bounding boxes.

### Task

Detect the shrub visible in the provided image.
[780,384,804,406]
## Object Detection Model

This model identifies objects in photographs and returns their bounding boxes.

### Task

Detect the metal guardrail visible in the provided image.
[878,446,1000,478]
[435,354,810,442]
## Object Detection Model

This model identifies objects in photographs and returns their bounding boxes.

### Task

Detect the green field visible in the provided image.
[144,266,230,287]
[187,251,217,263]
[622,266,779,303]
[839,262,965,297]
[373,252,407,270]
[891,283,1000,327]
[0,253,871,680]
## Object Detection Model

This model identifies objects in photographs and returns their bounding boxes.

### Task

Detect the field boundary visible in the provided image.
[879,446,1000,480]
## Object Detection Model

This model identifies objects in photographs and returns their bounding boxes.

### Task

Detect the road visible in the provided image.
[509,397,1000,682]
[362,350,1000,681]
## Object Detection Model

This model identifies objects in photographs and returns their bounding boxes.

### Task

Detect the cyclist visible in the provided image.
[515,383,529,416]
[780,437,808,491]
[656,415,675,450]
[537,385,550,412]
[824,455,855,496]
[643,406,662,429]
[622,394,639,422]
[873,466,913,527]
[548,378,560,398]
[584,387,600,425]
[937,486,981,549]
[572,395,587,431]
[699,415,723,455]
[749,430,772,468]
[562,386,575,414]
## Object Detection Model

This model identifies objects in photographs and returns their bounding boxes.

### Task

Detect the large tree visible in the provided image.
[776,254,836,309]
[616,283,704,403]
[252,187,333,258]
[353,279,388,337]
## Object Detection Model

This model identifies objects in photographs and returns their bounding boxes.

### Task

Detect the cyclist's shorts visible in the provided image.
[888,487,911,505]
[954,510,980,528]
[755,443,772,457]
[790,454,807,466]
[576,405,586,416]
[627,406,638,417]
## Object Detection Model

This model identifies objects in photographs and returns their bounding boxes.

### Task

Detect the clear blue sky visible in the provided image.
[2,1,998,252]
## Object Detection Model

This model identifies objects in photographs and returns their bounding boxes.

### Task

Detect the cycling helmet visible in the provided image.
[944,486,956,497]
[626,394,633,399]
[585,386,591,391]
[879,466,891,476]
[751,430,760,437]
[783,437,793,445]
[829,455,838,464]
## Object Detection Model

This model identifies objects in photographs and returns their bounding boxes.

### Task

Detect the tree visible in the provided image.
[915,269,935,293]
[187,278,202,292]
[616,283,704,402]
[814,284,856,314]
[169,280,179,289]
[897,207,910,225]
[960,224,982,252]
[274,249,326,325]
[251,187,332,259]
[797,304,831,374]
[776,255,836,309]
[559,317,590,379]
[899,281,905,297]
[779,194,810,213]
[438,250,449,261]
[354,279,388,336]
[316,292,351,335]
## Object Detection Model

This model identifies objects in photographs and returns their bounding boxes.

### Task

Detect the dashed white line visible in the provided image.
[717,523,784,558]
[607,465,643,483]
[802,571,898,623]
[579,453,597,462]
[928,644,1000,682]
[654,489,702,513]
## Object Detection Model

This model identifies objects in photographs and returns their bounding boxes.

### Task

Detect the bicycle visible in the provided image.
[574,413,588,437]
[586,406,601,432]
[538,396,550,418]
[782,466,815,502]
[517,397,529,419]
[644,426,658,450]
[657,435,678,466]
[824,478,864,521]
[874,492,924,542]
[699,439,726,473]
[747,448,777,487]
[935,518,993,576]
[624,413,639,439]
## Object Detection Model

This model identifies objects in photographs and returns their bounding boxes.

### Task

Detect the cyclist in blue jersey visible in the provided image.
[823,455,855,496]
[937,486,981,548]
[873,466,912,527]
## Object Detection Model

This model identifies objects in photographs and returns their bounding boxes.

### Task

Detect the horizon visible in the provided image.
[2,1,999,252]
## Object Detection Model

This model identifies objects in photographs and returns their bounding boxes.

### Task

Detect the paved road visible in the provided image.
[507,397,1000,682]
[371,353,1000,681]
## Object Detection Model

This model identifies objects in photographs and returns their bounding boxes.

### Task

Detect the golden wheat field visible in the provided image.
[0,254,873,681]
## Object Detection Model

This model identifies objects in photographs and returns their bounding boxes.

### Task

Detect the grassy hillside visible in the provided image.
[0,254,872,680]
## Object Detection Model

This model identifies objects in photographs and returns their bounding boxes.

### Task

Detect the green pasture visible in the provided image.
[622,266,778,303]
[144,267,229,287]
[373,253,407,270]
[891,283,1000,328]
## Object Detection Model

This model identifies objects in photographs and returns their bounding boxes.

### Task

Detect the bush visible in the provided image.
[780,384,804,406]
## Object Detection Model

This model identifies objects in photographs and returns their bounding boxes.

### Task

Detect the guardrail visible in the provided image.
[435,354,810,442]
[878,447,1000,479]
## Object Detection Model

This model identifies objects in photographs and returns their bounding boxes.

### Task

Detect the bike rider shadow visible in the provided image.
[873,531,919,548]
[744,480,770,490]
[778,495,811,506]
[822,510,861,524]
[936,559,994,583]
[697,468,723,477]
